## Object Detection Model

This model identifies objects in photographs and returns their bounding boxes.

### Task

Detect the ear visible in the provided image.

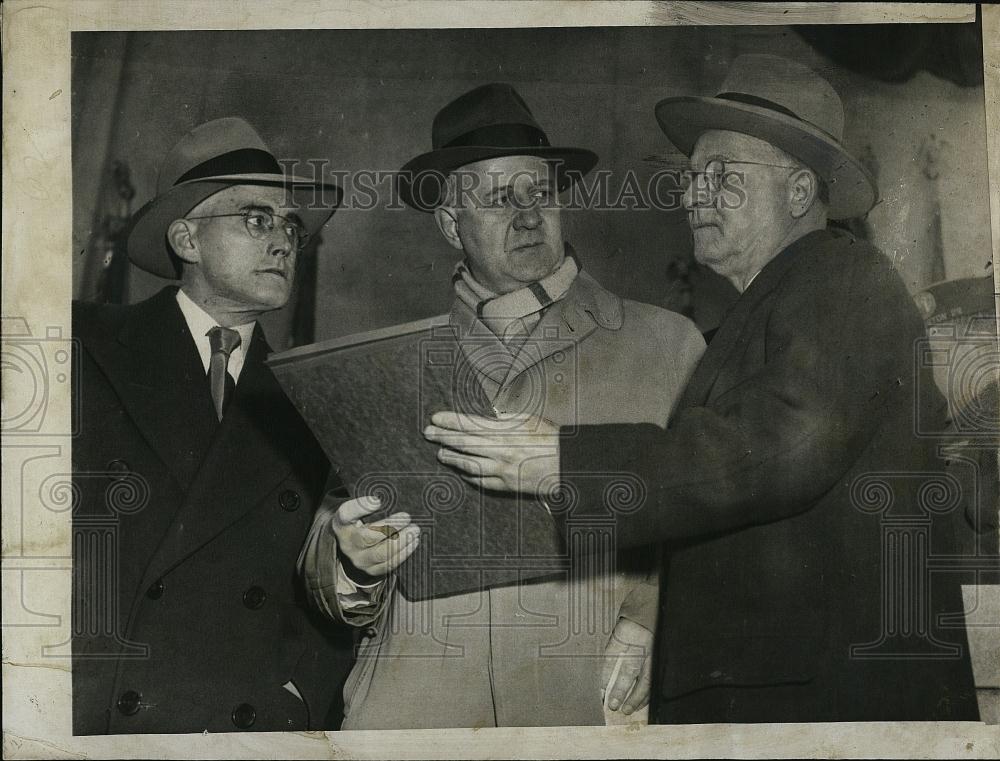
[788,169,818,219]
[434,206,464,251]
[166,219,201,264]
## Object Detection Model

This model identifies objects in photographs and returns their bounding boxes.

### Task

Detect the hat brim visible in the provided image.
[397,146,598,212]
[654,96,878,220]
[126,174,343,279]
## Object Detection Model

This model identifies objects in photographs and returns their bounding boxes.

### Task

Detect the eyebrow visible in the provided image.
[238,203,304,227]
[485,179,552,201]
[239,203,276,213]
[486,184,513,201]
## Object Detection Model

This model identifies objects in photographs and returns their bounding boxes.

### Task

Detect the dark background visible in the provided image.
[72,23,991,351]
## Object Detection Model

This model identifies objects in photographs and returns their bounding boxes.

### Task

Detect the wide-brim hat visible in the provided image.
[398,83,598,212]
[127,117,343,278]
[654,54,877,220]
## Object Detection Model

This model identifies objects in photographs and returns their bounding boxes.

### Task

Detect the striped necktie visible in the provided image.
[207,326,242,421]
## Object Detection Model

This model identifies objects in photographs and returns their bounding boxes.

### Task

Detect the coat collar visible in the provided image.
[448,265,624,392]
[89,286,220,487]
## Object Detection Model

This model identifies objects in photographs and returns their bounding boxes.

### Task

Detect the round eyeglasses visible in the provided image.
[186,208,309,251]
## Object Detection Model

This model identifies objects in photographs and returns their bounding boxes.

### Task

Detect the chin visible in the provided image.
[251,286,291,311]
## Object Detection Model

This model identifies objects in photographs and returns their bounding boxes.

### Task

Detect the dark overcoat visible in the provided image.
[72,286,352,734]
[560,228,980,722]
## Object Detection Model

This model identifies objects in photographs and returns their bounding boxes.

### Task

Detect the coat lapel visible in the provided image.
[140,325,296,581]
[674,228,836,411]
[86,287,218,488]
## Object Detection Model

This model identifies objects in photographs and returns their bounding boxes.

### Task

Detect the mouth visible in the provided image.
[510,240,546,252]
[689,219,720,232]
[256,267,288,280]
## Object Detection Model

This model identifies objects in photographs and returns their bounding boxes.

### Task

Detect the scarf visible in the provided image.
[453,248,580,351]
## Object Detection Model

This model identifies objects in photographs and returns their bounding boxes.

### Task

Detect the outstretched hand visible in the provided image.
[423,411,561,497]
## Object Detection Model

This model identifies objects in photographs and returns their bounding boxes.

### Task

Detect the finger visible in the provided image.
[366,524,400,540]
[424,427,510,457]
[362,527,421,575]
[353,525,420,574]
[354,520,418,549]
[601,642,626,692]
[429,411,503,433]
[333,495,383,526]
[368,513,413,531]
[437,448,501,476]
[605,656,642,712]
[620,659,653,715]
[385,528,421,571]
[458,474,510,493]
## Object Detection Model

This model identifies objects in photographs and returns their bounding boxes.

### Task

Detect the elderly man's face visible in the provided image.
[448,155,564,294]
[684,130,799,285]
[182,184,301,314]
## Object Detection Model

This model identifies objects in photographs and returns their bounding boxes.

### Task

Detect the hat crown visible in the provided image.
[430,83,550,151]
[717,54,844,141]
[157,117,272,193]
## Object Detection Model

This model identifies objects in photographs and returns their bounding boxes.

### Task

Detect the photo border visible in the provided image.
[3,2,997,758]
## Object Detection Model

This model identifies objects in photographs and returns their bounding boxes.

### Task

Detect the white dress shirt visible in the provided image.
[175,289,255,381]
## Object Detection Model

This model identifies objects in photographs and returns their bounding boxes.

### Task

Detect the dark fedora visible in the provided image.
[655,54,878,219]
[126,117,342,278]
[398,83,598,212]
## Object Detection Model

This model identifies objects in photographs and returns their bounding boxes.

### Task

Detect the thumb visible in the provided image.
[334,495,382,525]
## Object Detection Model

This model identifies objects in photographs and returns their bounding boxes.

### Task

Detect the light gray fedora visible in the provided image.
[126,117,342,278]
[655,54,877,219]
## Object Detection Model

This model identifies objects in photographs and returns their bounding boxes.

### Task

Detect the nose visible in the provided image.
[268,237,293,259]
[512,201,542,230]
[683,172,713,211]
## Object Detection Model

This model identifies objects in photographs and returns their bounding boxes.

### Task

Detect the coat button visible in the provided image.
[231,702,256,729]
[107,459,130,480]
[278,489,301,511]
[146,579,165,600]
[243,586,267,609]
[116,690,141,715]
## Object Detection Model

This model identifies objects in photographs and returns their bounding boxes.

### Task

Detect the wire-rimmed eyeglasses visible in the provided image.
[681,158,799,194]
[186,207,309,251]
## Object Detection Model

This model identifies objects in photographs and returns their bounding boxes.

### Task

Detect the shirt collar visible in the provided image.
[175,289,256,381]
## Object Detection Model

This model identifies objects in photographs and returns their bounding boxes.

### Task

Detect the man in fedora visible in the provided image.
[299,83,705,728]
[71,117,362,733]
[426,56,981,721]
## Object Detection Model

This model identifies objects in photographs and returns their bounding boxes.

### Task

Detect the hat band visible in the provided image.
[441,123,550,150]
[174,148,283,186]
[715,92,801,121]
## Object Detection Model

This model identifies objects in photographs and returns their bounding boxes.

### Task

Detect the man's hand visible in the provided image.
[423,411,560,497]
[327,495,420,578]
[601,617,654,715]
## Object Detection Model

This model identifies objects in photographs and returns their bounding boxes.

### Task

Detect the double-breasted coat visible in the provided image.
[72,286,352,734]
[559,229,981,722]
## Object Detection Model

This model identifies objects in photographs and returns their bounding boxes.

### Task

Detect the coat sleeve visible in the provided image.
[558,243,924,548]
[297,488,395,627]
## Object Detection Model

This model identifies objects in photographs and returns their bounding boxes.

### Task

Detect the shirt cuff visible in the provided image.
[335,558,386,610]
